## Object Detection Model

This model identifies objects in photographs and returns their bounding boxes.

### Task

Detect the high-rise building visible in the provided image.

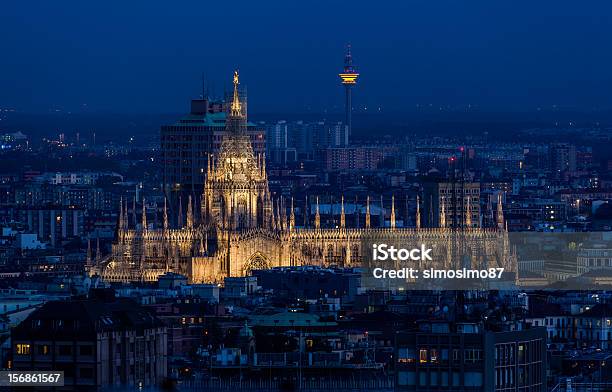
[320,146,385,171]
[395,321,547,391]
[265,120,288,151]
[16,205,85,247]
[422,182,482,228]
[263,120,296,165]
[396,144,418,171]
[11,292,167,389]
[313,121,349,149]
[548,143,576,176]
[288,120,310,158]
[161,96,265,195]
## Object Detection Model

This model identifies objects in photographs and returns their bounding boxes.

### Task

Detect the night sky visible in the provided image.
[2,0,612,114]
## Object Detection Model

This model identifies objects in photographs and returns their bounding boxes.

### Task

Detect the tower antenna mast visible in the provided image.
[339,44,359,143]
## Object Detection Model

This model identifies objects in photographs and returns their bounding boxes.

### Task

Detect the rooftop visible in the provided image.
[12,296,163,340]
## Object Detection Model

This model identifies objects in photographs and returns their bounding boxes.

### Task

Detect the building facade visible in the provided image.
[422,182,483,228]
[320,146,385,171]
[395,321,547,391]
[161,96,265,195]
[11,294,167,389]
[90,72,514,284]
[16,205,85,247]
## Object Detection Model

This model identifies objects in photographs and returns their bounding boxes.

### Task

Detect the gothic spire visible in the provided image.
[118,197,124,231]
[265,191,273,229]
[416,195,421,229]
[281,197,288,231]
[497,192,505,231]
[440,196,446,228]
[289,197,295,231]
[141,197,147,232]
[315,197,321,230]
[124,199,129,230]
[132,197,137,229]
[178,196,183,228]
[365,195,371,229]
[207,153,212,178]
[187,195,194,229]
[277,197,282,231]
[230,70,242,117]
[390,195,396,229]
[487,195,494,228]
[340,196,346,229]
[465,196,472,227]
[163,197,169,231]
[86,238,92,265]
[95,237,101,264]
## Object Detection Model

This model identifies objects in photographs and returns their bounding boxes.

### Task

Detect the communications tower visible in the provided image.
[338,44,359,141]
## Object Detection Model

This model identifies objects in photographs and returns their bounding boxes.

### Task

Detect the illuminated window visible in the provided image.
[38,345,50,355]
[398,348,416,363]
[16,344,31,355]
[518,344,525,363]
[419,349,428,363]
[430,349,438,363]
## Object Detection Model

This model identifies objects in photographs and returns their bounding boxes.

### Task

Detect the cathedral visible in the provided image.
[88,71,515,284]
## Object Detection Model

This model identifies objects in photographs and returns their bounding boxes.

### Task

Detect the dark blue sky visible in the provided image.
[2,0,612,114]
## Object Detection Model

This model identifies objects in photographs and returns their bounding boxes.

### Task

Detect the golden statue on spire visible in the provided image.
[231,70,242,117]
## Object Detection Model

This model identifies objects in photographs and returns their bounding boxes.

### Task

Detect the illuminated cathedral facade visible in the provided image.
[89,71,515,284]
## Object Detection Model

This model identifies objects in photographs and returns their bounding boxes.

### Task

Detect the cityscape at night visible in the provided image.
[2,1,612,391]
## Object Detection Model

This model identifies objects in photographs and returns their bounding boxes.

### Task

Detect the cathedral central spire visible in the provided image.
[230,70,242,117]
[201,70,272,233]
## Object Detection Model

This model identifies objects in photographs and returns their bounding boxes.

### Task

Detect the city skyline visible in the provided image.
[2,3,612,391]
